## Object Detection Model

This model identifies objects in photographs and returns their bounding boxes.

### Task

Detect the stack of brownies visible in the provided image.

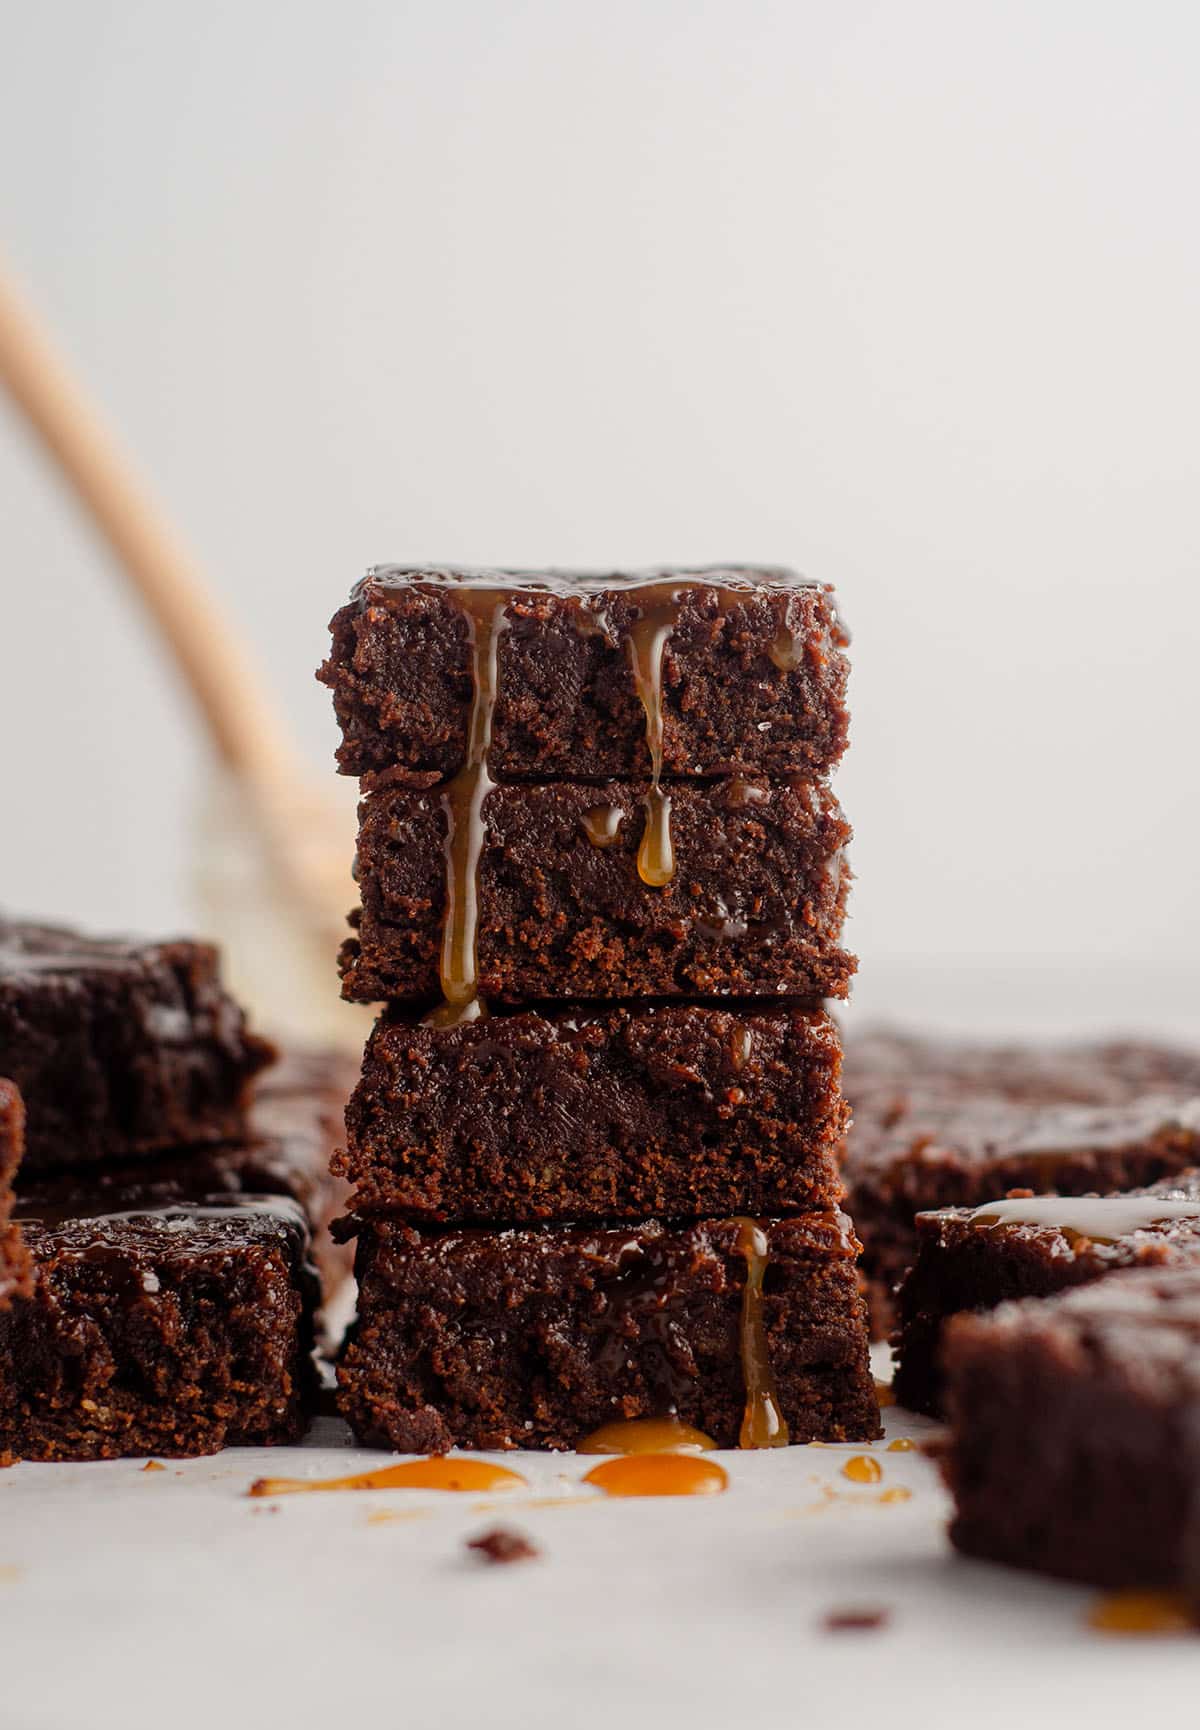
[0,916,353,1460]
[320,564,880,1450]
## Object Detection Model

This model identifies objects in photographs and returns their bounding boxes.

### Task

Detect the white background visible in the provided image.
[2,0,1198,1033]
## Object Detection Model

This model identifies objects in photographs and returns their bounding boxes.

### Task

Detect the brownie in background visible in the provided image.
[0,917,274,1171]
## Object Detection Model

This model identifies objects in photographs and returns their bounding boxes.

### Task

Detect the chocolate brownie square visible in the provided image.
[341,778,853,1005]
[843,1029,1200,1332]
[340,1004,848,1222]
[893,1167,1200,1414]
[0,1189,318,1461]
[941,1266,1200,1590]
[0,917,274,1171]
[319,566,849,784]
[337,1212,879,1452]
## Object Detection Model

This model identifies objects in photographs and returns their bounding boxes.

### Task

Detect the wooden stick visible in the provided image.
[0,259,293,786]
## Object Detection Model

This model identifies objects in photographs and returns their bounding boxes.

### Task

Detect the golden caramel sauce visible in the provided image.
[577,1416,718,1455]
[247,1458,528,1497]
[877,1487,911,1504]
[583,1454,729,1497]
[581,804,624,849]
[730,1026,754,1071]
[735,1218,790,1449]
[767,595,804,673]
[425,590,510,1027]
[971,1195,1200,1245]
[842,1455,882,1484]
[624,581,685,887]
[886,1438,916,1453]
[142,1460,166,1473]
[1088,1591,1198,1635]
[874,1383,896,1409]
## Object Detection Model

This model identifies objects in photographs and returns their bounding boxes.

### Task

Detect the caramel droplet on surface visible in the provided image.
[142,1460,166,1473]
[581,804,624,849]
[1088,1591,1198,1636]
[842,1455,882,1485]
[427,588,511,1026]
[247,1458,528,1497]
[886,1438,916,1453]
[577,1416,718,1456]
[734,1218,790,1449]
[583,1454,728,1498]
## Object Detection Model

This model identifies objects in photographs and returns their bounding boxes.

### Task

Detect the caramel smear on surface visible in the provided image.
[583,1454,729,1498]
[577,1416,718,1455]
[625,581,685,888]
[247,1458,528,1497]
[425,590,510,1028]
[1088,1591,1199,1636]
[877,1487,911,1504]
[842,1455,882,1485]
[735,1218,790,1449]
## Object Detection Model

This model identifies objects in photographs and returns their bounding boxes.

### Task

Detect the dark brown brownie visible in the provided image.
[341,778,853,1005]
[0,917,274,1171]
[319,566,850,785]
[340,1003,848,1221]
[0,1191,318,1461]
[337,1212,880,1452]
[0,1081,32,1307]
[843,1028,1200,1333]
[893,1166,1200,1414]
[249,1047,357,1297]
[941,1266,1200,1590]
[13,1046,356,1310]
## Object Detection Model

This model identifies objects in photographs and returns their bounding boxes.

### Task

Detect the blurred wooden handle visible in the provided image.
[0,260,292,785]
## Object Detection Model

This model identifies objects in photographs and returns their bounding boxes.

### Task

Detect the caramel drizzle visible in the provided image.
[582,1454,728,1497]
[1088,1591,1198,1636]
[624,581,685,888]
[247,1458,527,1497]
[577,1416,717,1455]
[734,1218,790,1448]
[426,591,510,1027]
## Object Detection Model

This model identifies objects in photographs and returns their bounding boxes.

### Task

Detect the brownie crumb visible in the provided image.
[467,1527,539,1565]
[823,1607,890,1633]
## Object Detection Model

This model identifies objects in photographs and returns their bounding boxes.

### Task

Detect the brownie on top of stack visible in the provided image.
[319,565,879,1450]
[0,916,353,1461]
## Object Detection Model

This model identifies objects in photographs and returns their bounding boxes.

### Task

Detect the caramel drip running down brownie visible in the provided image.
[319,566,850,786]
[340,1003,849,1222]
[843,1028,1200,1333]
[940,1265,1200,1591]
[337,1212,880,1453]
[892,1165,1200,1414]
[341,777,853,1007]
[0,1081,33,1307]
[0,916,274,1171]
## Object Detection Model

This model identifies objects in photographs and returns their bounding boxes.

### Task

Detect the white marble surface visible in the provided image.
[2,1365,1195,1730]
